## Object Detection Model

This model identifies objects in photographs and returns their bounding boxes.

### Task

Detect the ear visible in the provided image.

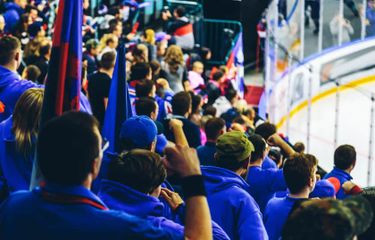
[15,51,20,62]
[91,157,102,180]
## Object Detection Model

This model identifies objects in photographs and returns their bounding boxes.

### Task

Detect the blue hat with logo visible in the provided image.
[120,116,157,149]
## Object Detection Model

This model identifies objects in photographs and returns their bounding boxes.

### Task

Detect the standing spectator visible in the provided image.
[83,39,99,76]
[206,70,225,105]
[330,14,354,45]
[366,0,375,36]
[0,88,43,197]
[164,92,201,148]
[88,51,116,128]
[202,131,268,240]
[97,33,118,60]
[3,0,27,33]
[324,144,358,199]
[197,118,226,166]
[34,39,51,84]
[264,153,318,240]
[108,18,123,39]
[161,45,188,93]
[141,29,157,62]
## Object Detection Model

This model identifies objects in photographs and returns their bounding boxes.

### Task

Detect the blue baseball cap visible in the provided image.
[120,116,157,149]
[156,134,168,155]
[309,180,337,198]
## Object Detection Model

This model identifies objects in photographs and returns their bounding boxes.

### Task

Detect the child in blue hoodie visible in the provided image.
[202,131,268,240]
[98,149,230,240]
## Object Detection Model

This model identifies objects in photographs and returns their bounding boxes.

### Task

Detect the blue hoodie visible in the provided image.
[0,117,34,197]
[98,179,230,240]
[3,3,24,33]
[202,166,268,240]
[246,166,287,213]
[324,167,353,199]
[0,65,92,123]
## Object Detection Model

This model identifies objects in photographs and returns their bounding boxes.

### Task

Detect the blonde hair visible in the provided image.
[164,45,184,73]
[144,29,155,45]
[12,88,44,155]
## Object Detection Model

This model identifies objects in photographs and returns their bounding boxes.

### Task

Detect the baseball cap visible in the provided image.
[283,196,373,240]
[309,179,338,198]
[120,116,157,149]
[216,131,254,162]
[155,134,168,155]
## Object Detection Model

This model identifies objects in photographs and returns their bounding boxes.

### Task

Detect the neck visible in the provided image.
[1,63,17,72]
[82,176,93,190]
[249,159,262,167]
[44,54,50,61]
[100,68,114,78]
[289,189,310,199]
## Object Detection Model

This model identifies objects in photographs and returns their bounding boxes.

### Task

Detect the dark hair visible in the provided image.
[225,89,238,103]
[107,149,166,194]
[130,62,151,81]
[108,6,120,16]
[39,42,51,57]
[200,47,211,60]
[108,19,120,33]
[203,105,217,117]
[0,36,21,65]
[24,65,41,82]
[135,97,157,117]
[334,145,356,170]
[37,112,100,185]
[205,118,225,141]
[254,122,277,140]
[248,134,266,163]
[283,153,318,194]
[135,79,154,98]
[100,51,116,70]
[174,6,186,17]
[269,148,282,167]
[215,155,248,172]
[190,92,202,114]
[172,92,191,116]
[294,142,305,153]
[212,71,224,82]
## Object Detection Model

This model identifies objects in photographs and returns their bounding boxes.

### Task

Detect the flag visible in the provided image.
[40,0,83,124]
[226,32,245,98]
[102,44,133,154]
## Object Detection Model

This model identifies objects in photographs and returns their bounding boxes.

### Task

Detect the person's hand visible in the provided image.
[267,133,283,147]
[160,188,184,211]
[169,119,183,130]
[126,33,135,40]
[164,145,201,178]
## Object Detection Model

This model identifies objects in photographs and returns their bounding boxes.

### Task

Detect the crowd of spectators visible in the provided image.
[0,0,374,239]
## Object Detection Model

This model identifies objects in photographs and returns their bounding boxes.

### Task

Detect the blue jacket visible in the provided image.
[264,196,306,240]
[0,65,92,123]
[98,179,230,240]
[202,166,268,240]
[0,117,34,195]
[262,156,278,170]
[197,141,216,166]
[3,3,24,33]
[246,166,287,213]
[164,115,201,148]
[324,167,353,199]
[0,183,182,239]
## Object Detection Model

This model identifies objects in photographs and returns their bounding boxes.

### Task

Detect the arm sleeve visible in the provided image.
[269,169,287,192]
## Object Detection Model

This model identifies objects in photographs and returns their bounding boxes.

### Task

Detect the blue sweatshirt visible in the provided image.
[262,156,278,169]
[264,196,306,240]
[202,166,268,240]
[197,141,216,166]
[98,179,230,240]
[246,166,287,213]
[0,183,183,239]
[324,167,353,199]
[0,117,34,196]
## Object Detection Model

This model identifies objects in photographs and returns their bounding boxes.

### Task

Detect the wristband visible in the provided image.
[181,175,206,199]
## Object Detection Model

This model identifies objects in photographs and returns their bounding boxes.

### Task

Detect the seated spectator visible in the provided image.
[88,51,116,128]
[324,144,358,199]
[21,65,41,83]
[214,88,239,118]
[255,122,279,169]
[0,112,212,239]
[188,61,205,93]
[161,45,188,93]
[246,134,293,212]
[0,88,43,197]
[264,153,318,240]
[164,92,201,148]
[202,131,267,240]
[197,118,226,166]
[282,196,372,240]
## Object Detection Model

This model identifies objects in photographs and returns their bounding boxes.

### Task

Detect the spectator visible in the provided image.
[268,148,283,168]
[282,196,372,240]
[197,118,226,166]
[83,39,99,76]
[0,88,43,196]
[324,144,358,199]
[255,122,279,169]
[88,51,116,127]
[97,33,118,60]
[0,112,212,239]
[264,153,318,240]
[330,14,353,45]
[0,36,40,122]
[23,36,42,65]
[141,29,157,62]
[293,141,305,153]
[21,65,41,83]
[3,0,27,33]
[188,61,204,93]
[366,0,375,36]
[0,15,5,37]
[161,45,188,93]
[27,21,45,39]
[189,93,203,126]
[164,6,195,51]
[246,134,291,212]
[164,92,201,148]
[14,13,31,42]
[202,131,268,240]
[108,18,122,38]
[206,70,225,105]
[132,44,149,64]
[34,39,51,84]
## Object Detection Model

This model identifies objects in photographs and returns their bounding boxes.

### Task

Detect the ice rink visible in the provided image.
[278,76,375,187]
